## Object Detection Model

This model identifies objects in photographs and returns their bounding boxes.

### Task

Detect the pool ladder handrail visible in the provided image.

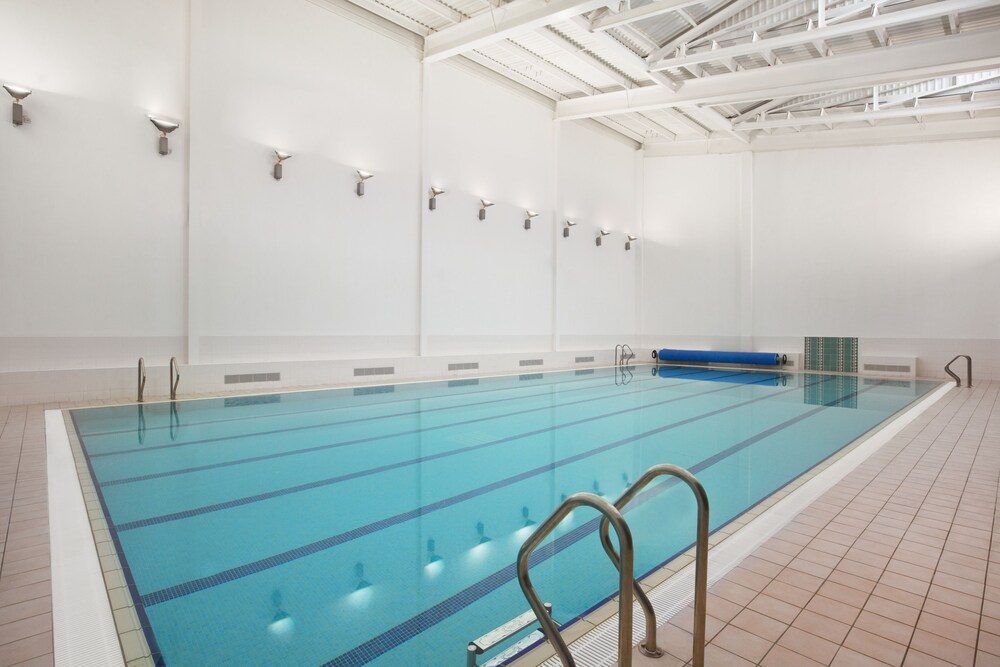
[598,464,710,667]
[615,344,635,367]
[137,357,146,403]
[944,355,972,388]
[170,356,181,400]
[518,492,634,667]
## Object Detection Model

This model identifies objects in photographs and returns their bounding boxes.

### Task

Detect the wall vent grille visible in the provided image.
[448,362,479,371]
[354,366,395,377]
[575,356,595,363]
[224,372,281,384]
[449,379,479,387]
[354,385,394,396]
[519,359,543,367]
[863,363,911,373]
[519,373,543,381]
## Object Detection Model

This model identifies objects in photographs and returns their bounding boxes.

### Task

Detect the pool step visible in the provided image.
[467,604,552,667]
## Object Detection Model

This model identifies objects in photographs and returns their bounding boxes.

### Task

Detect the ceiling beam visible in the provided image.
[648,0,994,72]
[556,30,1000,119]
[423,0,609,62]
[736,98,1000,129]
[534,27,637,89]
[645,0,761,63]
[590,0,705,32]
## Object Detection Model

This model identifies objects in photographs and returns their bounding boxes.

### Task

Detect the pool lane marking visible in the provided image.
[85,368,689,459]
[98,370,759,487]
[136,376,830,607]
[321,380,885,667]
[76,366,687,440]
[112,373,782,530]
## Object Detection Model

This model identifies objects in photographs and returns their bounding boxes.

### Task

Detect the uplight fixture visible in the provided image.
[626,234,637,251]
[479,199,494,221]
[356,170,374,196]
[273,151,292,180]
[429,186,445,210]
[148,116,179,156]
[563,220,577,238]
[427,538,443,564]
[3,84,31,126]
[524,210,538,231]
[596,229,611,247]
[521,506,535,527]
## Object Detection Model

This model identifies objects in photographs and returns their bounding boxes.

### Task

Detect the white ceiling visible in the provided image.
[338,0,1000,149]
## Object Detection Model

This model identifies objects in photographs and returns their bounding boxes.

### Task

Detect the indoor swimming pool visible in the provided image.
[69,366,942,666]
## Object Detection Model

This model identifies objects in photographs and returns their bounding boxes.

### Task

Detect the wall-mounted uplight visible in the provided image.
[479,199,494,221]
[596,229,611,247]
[625,234,638,251]
[356,170,374,196]
[563,220,577,238]
[3,84,31,126]
[148,116,179,156]
[429,186,445,211]
[524,210,538,231]
[427,538,443,565]
[273,151,292,180]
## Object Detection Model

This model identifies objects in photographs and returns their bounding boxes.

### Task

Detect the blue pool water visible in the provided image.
[70,365,941,666]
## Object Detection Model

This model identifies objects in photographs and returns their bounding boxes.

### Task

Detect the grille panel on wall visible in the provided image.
[224,372,281,384]
[519,359,543,367]
[575,356,594,363]
[448,362,479,371]
[353,366,395,377]
[804,337,858,373]
[863,363,911,374]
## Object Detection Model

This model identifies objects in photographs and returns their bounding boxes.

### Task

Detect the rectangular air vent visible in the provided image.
[354,366,395,377]
[449,379,479,387]
[224,372,281,384]
[354,385,394,396]
[448,362,479,371]
[519,359,543,367]
[575,369,595,376]
[519,373,543,381]
[863,363,911,374]
[224,395,281,407]
[575,356,595,363]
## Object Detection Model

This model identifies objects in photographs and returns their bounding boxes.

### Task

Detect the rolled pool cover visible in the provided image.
[656,348,781,366]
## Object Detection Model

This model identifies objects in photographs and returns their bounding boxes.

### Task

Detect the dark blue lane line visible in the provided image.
[87,369,686,460]
[77,366,674,439]
[113,374,780,531]
[99,370,761,487]
[137,376,827,608]
[321,379,883,667]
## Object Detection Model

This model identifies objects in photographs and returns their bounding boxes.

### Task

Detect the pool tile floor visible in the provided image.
[0,380,996,667]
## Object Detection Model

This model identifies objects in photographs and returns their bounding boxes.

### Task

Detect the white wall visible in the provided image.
[0,0,188,372]
[641,140,1000,380]
[421,62,556,355]
[640,153,749,351]
[0,0,641,399]
[752,140,1000,379]
[556,121,641,351]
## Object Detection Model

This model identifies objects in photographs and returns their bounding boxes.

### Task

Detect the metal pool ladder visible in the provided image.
[517,493,635,666]
[137,357,146,402]
[615,344,635,366]
[170,356,181,400]
[944,355,972,387]
[599,464,710,667]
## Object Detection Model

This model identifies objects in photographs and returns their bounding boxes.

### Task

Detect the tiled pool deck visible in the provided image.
[0,380,996,667]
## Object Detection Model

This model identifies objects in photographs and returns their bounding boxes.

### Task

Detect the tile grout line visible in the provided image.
[0,406,30,583]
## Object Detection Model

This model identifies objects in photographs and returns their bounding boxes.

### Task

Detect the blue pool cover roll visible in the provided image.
[657,348,780,365]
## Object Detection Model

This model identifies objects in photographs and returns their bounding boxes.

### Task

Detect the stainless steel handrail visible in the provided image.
[615,344,635,367]
[137,357,146,403]
[517,493,634,667]
[170,356,181,400]
[598,464,710,667]
[944,355,972,388]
